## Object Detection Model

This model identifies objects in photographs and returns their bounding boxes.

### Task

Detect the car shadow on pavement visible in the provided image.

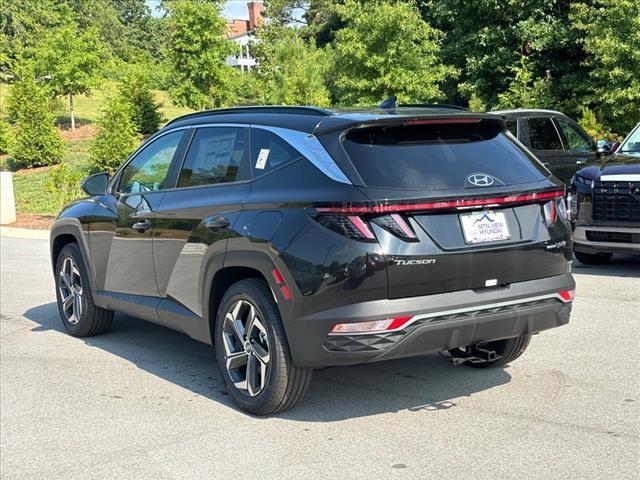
[25,302,512,422]
[572,254,640,278]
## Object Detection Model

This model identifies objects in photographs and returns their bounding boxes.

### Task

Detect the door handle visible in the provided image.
[205,216,230,231]
[575,158,587,165]
[132,219,151,232]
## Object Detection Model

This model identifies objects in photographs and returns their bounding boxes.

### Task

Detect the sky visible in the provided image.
[145,0,256,20]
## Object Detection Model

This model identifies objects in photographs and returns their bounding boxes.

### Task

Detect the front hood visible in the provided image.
[575,154,640,180]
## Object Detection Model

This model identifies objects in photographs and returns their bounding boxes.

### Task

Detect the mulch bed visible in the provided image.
[7,213,55,230]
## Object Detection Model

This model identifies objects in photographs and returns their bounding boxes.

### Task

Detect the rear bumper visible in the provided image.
[287,274,574,367]
[573,225,640,255]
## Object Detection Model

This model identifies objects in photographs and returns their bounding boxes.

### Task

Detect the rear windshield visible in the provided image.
[341,122,548,190]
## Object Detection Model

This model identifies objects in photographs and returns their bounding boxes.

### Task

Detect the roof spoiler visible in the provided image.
[378,95,469,112]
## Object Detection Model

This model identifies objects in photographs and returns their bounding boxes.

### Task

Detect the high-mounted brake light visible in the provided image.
[330,315,414,334]
[405,118,483,126]
[316,189,565,215]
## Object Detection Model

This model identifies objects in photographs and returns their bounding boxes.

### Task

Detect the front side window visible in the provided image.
[527,117,563,150]
[250,128,303,177]
[177,127,248,187]
[556,118,594,152]
[119,131,183,194]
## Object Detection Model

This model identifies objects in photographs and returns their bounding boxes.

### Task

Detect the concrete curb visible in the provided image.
[0,226,50,240]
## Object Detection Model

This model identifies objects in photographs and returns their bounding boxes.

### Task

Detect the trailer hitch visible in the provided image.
[449,345,501,365]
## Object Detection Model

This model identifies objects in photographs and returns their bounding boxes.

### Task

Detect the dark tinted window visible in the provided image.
[250,128,303,176]
[506,119,518,137]
[556,118,594,152]
[341,122,548,190]
[527,117,563,150]
[119,131,183,193]
[178,127,248,187]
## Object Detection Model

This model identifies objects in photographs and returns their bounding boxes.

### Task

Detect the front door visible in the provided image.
[554,116,598,176]
[103,130,186,297]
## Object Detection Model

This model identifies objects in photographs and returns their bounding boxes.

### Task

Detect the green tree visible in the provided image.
[572,0,640,133]
[36,23,105,130]
[330,0,456,105]
[165,0,237,110]
[497,56,553,109]
[0,120,10,155]
[9,74,63,168]
[254,26,330,106]
[90,92,137,174]
[120,64,165,134]
[420,0,586,113]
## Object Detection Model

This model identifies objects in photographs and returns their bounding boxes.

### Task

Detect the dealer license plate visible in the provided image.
[460,210,510,244]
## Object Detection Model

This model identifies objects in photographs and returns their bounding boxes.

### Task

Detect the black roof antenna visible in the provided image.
[378,95,398,111]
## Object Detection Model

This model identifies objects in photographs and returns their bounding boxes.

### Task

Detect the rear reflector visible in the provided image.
[558,289,575,302]
[271,268,293,301]
[316,189,565,215]
[330,315,414,334]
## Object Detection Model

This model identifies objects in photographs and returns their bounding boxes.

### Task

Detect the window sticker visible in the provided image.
[256,148,270,170]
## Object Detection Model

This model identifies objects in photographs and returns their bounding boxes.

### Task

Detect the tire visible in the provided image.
[54,243,113,337]
[574,251,612,265]
[215,278,313,415]
[450,335,532,369]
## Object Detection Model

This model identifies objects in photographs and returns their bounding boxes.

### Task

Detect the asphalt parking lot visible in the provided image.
[1,234,638,479]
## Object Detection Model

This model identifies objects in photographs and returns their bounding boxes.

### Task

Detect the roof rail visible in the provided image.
[166,105,333,126]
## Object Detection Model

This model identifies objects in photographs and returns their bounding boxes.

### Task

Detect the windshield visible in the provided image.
[619,124,640,154]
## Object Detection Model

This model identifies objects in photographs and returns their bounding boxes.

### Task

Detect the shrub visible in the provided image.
[0,120,10,155]
[9,77,64,169]
[120,66,165,135]
[578,107,619,142]
[45,163,87,209]
[89,92,137,174]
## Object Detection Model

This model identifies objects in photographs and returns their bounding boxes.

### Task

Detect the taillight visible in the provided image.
[543,200,557,226]
[556,197,569,222]
[315,214,376,241]
[314,213,416,242]
[371,214,416,240]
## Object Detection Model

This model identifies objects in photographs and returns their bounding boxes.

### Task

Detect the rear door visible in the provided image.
[523,116,572,182]
[152,126,251,317]
[336,119,569,299]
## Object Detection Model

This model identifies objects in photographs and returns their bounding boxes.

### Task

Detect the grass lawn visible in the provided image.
[2,84,192,219]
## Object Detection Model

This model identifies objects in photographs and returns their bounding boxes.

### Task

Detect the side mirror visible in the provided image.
[81,172,109,195]
[596,139,611,157]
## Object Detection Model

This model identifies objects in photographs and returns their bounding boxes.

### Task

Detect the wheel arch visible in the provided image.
[204,249,296,349]
[50,219,98,299]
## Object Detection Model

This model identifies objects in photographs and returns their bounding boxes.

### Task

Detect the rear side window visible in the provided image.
[527,117,563,150]
[506,119,518,137]
[178,127,249,187]
[250,128,303,176]
[341,122,548,190]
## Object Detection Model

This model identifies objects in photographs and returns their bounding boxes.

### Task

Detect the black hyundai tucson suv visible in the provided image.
[50,105,575,415]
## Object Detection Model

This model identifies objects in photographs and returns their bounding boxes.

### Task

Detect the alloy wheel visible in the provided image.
[58,257,83,325]
[222,300,270,397]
